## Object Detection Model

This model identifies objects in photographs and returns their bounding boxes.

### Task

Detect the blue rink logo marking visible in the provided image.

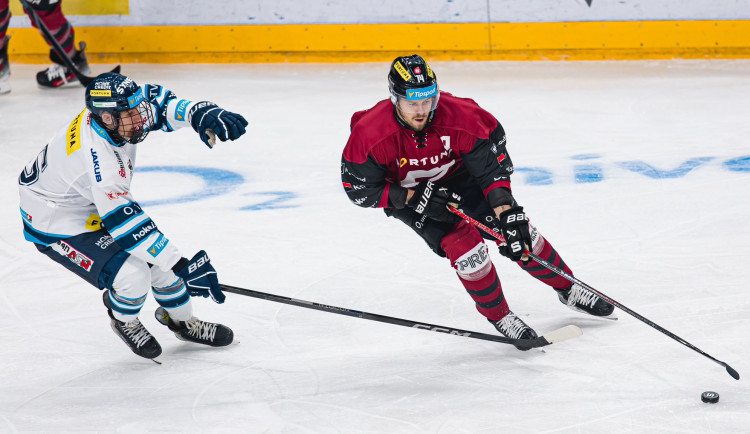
[136,166,298,210]
[516,154,750,185]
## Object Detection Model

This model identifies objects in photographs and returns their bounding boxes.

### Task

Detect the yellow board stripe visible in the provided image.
[8,0,129,16]
[7,20,750,63]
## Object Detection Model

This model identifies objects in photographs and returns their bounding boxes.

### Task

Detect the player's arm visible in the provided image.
[341,155,403,209]
[143,84,248,148]
[461,121,517,216]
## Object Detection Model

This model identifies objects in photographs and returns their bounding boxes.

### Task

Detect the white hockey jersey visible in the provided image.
[19,84,202,271]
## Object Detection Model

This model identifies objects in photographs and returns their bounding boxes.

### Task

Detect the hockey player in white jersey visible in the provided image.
[18,72,248,360]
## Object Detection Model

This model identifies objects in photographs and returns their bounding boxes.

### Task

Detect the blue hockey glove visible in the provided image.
[172,250,225,303]
[189,101,248,148]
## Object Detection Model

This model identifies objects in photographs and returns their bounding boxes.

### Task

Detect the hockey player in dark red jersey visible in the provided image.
[341,54,615,349]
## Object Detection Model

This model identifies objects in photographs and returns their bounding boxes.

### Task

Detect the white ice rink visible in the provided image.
[1,60,749,433]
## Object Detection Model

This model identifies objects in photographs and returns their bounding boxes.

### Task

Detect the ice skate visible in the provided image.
[155,307,234,347]
[36,41,90,88]
[103,291,162,360]
[490,311,538,351]
[557,283,617,319]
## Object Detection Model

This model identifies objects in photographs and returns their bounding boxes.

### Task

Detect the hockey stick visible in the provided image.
[19,0,120,86]
[448,205,741,380]
[219,283,582,349]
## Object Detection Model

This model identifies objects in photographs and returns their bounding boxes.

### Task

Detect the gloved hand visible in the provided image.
[497,206,532,262]
[189,101,248,148]
[406,180,462,222]
[172,250,225,303]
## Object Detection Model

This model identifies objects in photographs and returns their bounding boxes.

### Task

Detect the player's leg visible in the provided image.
[440,221,537,349]
[24,0,89,87]
[0,0,10,94]
[34,230,161,359]
[150,267,234,347]
[520,227,615,317]
[384,207,536,350]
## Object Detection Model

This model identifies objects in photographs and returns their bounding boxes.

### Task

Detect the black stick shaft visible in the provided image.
[448,205,740,380]
[19,0,120,85]
[219,284,545,347]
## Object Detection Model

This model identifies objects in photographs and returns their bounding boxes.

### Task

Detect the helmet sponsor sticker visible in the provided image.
[89,89,112,97]
[406,83,437,100]
[426,63,434,78]
[93,101,117,108]
[394,61,412,81]
[127,88,144,108]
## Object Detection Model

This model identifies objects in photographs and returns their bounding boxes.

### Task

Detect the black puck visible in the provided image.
[701,391,720,403]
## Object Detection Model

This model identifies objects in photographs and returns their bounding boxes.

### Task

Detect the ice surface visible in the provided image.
[1,60,749,433]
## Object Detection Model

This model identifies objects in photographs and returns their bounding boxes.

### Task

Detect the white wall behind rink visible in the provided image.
[9,0,750,28]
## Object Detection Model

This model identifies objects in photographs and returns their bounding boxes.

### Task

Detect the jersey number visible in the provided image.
[19,145,49,186]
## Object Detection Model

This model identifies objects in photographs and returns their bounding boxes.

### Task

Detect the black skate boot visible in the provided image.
[36,41,90,88]
[489,311,538,351]
[557,283,616,319]
[155,307,234,347]
[0,36,10,95]
[103,291,162,359]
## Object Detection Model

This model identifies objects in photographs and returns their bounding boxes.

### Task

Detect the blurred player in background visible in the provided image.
[341,54,615,350]
[18,72,248,361]
[1,0,90,94]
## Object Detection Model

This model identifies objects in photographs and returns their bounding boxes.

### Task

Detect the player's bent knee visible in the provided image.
[453,241,492,281]
[111,255,151,299]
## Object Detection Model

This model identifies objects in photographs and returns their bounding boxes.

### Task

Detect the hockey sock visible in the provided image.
[0,5,9,46]
[151,279,193,323]
[106,289,146,323]
[27,3,76,57]
[517,235,574,290]
[443,221,510,321]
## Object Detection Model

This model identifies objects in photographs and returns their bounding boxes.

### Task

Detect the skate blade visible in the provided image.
[567,305,618,320]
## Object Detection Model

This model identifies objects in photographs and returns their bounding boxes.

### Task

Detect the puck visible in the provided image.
[701,391,720,404]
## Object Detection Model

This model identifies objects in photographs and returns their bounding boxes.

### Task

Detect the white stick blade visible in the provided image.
[541,325,583,344]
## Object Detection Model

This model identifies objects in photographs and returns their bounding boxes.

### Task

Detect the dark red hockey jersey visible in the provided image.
[341,92,514,209]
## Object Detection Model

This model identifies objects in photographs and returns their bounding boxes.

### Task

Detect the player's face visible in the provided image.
[117,107,146,140]
[396,97,436,131]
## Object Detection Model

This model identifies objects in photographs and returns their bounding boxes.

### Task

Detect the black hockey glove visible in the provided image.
[406,180,463,222]
[172,250,225,303]
[497,206,532,263]
[189,101,248,148]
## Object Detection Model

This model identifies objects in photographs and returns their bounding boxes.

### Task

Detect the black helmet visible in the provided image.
[85,72,154,145]
[387,54,440,122]
[388,54,438,101]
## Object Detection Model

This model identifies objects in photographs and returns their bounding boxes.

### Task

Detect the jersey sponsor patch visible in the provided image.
[66,109,86,156]
[90,149,102,182]
[85,213,102,231]
[51,240,94,272]
[20,208,32,223]
[175,99,190,121]
[147,233,169,257]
